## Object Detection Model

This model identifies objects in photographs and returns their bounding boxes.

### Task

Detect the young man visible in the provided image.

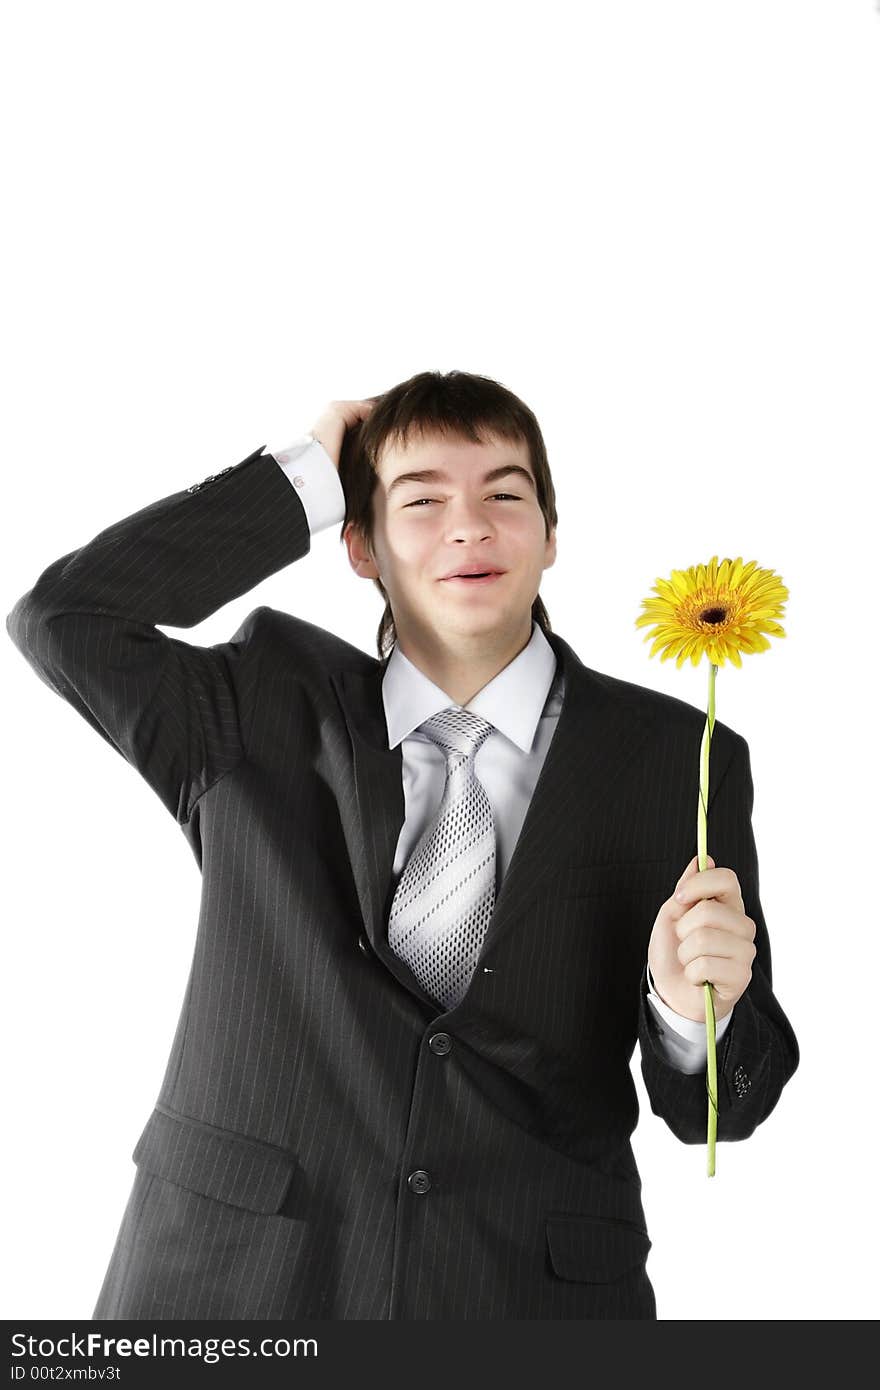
[6,371,798,1320]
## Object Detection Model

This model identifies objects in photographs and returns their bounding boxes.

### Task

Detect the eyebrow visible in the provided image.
[386,465,537,497]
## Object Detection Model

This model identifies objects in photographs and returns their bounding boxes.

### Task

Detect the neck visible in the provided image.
[395,617,534,706]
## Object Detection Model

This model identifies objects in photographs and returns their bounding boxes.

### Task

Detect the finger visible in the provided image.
[675,904,757,943]
[676,926,758,971]
[674,865,743,909]
[681,953,750,994]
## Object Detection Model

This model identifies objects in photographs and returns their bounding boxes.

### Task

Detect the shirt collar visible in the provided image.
[382,621,559,754]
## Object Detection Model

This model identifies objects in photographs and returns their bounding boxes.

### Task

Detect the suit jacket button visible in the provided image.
[358,933,371,956]
[429,1032,452,1055]
[407,1170,431,1194]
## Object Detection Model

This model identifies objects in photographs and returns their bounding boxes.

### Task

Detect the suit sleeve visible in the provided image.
[638,733,800,1142]
[5,445,317,824]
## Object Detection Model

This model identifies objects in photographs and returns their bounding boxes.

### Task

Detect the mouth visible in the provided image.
[440,571,505,586]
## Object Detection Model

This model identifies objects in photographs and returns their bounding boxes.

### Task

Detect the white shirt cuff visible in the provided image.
[646,961,734,1074]
[263,435,346,533]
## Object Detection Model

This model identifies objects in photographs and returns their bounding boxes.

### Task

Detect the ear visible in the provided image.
[543,524,557,571]
[343,521,380,579]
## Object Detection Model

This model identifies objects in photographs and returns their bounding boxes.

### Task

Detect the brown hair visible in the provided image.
[337,370,558,663]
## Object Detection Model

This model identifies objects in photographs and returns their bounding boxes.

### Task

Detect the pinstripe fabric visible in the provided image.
[6,446,799,1320]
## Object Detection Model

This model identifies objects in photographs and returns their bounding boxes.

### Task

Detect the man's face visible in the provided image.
[345,431,556,649]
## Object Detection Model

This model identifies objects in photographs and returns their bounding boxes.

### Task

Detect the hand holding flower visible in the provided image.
[648,853,757,1024]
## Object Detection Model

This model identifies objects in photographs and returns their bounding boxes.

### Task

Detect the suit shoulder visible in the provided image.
[234,604,380,675]
[584,662,747,758]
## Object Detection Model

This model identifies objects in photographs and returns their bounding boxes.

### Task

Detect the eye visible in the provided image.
[404,494,521,507]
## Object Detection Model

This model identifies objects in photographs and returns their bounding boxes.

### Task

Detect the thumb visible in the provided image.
[677,853,715,890]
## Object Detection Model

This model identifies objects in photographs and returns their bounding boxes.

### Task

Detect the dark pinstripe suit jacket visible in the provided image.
[6,444,799,1321]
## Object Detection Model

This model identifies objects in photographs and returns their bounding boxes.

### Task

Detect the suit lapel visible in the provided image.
[331,629,658,1014]
[330,663,432,1003]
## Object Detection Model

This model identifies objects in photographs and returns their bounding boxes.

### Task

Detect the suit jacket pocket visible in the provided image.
[546,1212,652,1283]
[131,1104,301,1215]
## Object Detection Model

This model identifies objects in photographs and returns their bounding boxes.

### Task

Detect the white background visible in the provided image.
[3,0,878,1322]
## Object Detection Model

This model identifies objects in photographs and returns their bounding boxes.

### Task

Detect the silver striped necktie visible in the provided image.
[387,706,497,1011]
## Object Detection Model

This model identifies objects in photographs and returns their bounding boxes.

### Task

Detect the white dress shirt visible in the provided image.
[263,435,733,1074]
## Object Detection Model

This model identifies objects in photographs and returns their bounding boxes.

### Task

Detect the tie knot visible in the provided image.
[419,706,495,762]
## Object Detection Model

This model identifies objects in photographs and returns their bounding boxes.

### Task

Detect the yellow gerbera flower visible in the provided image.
[635,556,788,669]
[635,554,789,1177]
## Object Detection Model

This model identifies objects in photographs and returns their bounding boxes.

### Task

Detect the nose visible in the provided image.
[444,498,496,544]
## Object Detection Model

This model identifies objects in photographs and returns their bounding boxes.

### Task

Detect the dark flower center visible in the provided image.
[699,606,727,624]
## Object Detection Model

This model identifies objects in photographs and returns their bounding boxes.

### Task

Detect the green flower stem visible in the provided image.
[698,662,719,1176]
